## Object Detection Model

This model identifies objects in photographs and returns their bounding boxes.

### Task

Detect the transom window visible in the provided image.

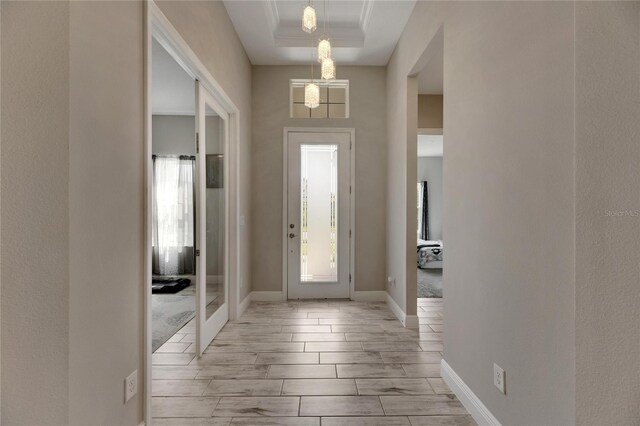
[290,79,349,119]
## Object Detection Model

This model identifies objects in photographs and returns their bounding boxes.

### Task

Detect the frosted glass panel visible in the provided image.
[300,144,338,282]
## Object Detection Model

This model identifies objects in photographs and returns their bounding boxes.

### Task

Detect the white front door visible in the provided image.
[286,131,351,299]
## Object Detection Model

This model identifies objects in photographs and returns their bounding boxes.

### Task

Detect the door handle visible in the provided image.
[289,233,297,239]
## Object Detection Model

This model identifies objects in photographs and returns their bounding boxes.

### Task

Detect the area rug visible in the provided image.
[417,267,443,298]
[152,293,195,352]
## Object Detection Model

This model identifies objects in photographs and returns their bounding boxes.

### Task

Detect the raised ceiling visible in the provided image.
[223,0,417,65]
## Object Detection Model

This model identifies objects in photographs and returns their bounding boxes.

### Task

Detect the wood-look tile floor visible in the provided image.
[152,298,475,425]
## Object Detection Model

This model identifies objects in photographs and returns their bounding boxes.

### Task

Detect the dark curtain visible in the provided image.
[420,181,429,240]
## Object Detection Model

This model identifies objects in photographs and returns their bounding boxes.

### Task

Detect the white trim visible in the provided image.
[282,128,356,301]
[352,291,387,302]
[251,291,285,302]
[441,360,502,426]
[238,293,252,317]
[418,127,443,135]
[386,292,407,326]
[385,292,419,328]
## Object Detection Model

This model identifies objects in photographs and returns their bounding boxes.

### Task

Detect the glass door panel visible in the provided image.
[195,81,229,355]
[300,144,339,282]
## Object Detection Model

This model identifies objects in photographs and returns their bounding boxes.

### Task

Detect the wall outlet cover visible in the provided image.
[493,363,506,394]
[125,370,138,403]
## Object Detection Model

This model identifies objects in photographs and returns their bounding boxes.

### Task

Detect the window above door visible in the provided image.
[290,79,350,119]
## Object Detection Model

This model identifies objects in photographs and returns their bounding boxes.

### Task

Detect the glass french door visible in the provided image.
[195,81,229,355]
[287,131,351,299]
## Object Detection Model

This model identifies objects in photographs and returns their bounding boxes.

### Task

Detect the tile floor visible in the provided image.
[152,298,475,425]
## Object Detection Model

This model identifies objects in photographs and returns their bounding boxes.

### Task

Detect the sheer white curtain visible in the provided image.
[152,156,195,275]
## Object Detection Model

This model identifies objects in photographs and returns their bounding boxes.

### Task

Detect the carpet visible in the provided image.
[152,293,195,352]
[417,267,443,298]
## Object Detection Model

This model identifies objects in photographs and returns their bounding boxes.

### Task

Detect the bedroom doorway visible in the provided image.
[283,128,355,299]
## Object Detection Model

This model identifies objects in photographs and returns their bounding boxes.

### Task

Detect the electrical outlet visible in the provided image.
[124,370,138,403]
[493,363,506,394]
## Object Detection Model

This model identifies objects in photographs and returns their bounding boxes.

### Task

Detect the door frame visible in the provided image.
[282,127,356,300]
[144,2,242,423]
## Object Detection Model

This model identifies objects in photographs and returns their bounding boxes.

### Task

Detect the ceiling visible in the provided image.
[417,134,443,157]
[152,39,195,115]
[223,0,417,65]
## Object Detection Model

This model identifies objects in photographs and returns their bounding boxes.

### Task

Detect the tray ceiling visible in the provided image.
[223,0,416,65]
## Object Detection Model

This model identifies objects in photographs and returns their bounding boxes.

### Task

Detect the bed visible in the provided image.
[418,239,443,269]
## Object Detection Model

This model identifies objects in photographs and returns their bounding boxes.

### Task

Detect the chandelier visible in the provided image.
[303,0,335,108]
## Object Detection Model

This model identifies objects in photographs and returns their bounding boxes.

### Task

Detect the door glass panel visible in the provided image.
[204,103,225,319]
[300,144,338,282]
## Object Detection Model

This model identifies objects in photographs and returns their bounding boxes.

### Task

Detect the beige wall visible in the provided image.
[389,2,576,424]
[68,2,144,423]
[418,95,443,129]
[251,66,387,293]
[1,1,252,424]
[1,2,70,423]
[574,2,640,424]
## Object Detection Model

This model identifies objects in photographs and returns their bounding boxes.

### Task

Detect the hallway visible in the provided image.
[151,299,474,425]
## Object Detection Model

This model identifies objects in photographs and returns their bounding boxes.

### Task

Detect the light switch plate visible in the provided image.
[493,363,506,394]
[125,370,138,403]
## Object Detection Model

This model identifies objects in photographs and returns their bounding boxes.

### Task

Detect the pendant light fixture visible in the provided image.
[321,57,336,81]
[304,36,320,109]
[317,1,331,62]
[317,38,331,63]
[304,81,320,109]
[302,1,317,34]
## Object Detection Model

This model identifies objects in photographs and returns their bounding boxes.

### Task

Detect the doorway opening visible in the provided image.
[282,128,355,300]
[144,2,241,423]
[411,26,444,350]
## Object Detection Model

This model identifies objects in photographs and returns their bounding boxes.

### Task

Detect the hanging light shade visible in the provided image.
[317,38,331,62]
[321,58,336,81]
[302,5,317,33]
[304,82,320,108]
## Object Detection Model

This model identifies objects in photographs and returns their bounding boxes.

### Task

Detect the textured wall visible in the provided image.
[575,2,640,424]
[251,65,387,294]
[68,2,144,423]
[1,2,70,424]
[388,2,576,424]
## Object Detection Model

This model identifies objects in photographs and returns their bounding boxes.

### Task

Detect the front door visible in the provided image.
[286,130,351,299]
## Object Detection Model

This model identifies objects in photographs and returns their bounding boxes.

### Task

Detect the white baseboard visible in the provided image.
[441,359,501,426]
[386,292,405,326]
[352,290,387,302]
[251,291,284,302]
[238,292,252,316]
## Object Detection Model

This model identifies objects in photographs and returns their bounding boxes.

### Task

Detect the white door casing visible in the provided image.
[285,130,353,299]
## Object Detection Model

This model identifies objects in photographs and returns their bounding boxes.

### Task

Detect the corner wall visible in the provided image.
[388,2,576,424]
[2,1,252,424]
[574,2,640,423]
